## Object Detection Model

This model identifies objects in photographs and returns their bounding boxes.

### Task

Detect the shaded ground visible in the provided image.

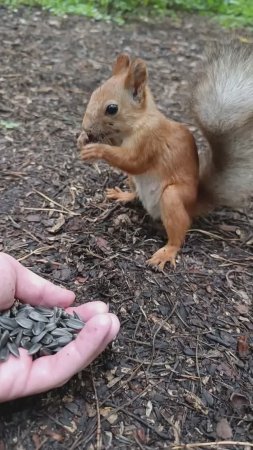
[0,7,253,449]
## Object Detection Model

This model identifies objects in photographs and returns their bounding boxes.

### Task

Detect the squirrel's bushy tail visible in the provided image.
[191,40,253,209]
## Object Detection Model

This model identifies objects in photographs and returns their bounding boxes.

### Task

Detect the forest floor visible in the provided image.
[0,7,252,449]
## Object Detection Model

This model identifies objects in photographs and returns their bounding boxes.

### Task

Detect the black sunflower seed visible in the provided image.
[41,334,53,345]
[0,346,9,362]
[22,329,33,336]
[65,318,85,330]
[7,341,20,358]
[0,303,85,362]
[56,335,73,346]
[31,329,48,344]
[0,317,17,330]
[35,306,54,317]
[51,328,73,338]
[21,336,30,346]
[32,321,45,335]
[22,340,33,350]
[44,322,57,332]
[15,317,34,329]
[0,330,10,349]
[15,329,23,347]
[10,328,21,337]
[29,310,49,322]
[28,342,42,356]
[39,347,53,357]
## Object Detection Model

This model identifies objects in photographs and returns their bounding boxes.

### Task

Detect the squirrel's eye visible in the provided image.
[105,104,118,115]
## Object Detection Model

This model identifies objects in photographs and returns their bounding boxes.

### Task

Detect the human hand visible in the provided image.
[0,253,120,402]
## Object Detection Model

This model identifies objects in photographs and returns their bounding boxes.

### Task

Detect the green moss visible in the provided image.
[1,0,253,27]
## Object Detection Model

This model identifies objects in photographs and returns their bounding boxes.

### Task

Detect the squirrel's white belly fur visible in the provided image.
[133,174,162,220]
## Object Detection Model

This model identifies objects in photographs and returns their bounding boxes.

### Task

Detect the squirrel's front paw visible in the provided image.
[80,144,105,161]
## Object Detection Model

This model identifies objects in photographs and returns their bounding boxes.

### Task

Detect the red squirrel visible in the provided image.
[78,41,253,270]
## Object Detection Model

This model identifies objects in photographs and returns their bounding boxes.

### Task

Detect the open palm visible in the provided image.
[0,253,120,402]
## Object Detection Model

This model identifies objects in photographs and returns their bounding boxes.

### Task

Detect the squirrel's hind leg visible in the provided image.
[147,184,194,270]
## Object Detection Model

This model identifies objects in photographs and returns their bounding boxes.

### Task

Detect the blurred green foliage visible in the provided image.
[1,0,253,26]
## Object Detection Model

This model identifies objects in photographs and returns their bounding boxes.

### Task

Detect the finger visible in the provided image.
[0,349,32,402]
[22,313,120,397]
[66,301,109,320]
[0,253,75,310]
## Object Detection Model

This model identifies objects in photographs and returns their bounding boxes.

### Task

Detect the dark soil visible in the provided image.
[0,7,253,449]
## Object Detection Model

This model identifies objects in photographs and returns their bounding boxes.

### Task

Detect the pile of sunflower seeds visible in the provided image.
[0,303,85,362]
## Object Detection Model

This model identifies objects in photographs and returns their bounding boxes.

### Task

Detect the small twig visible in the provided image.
[125,356,168,366]
[85,249,104,260]
[195,334,202,389]
[24,207,73,215]
[210,254,253,266]
[91,367,102,450]
[34,189,79,216]
[147,317,168,372]
[2,170,25,178]
[166,297,179,321]
[189,228,235,241]
[17,245,53,262]
[170,441,253,449]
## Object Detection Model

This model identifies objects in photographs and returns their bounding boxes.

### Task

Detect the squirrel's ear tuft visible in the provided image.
[125,58,147,101]
[112,53,131,75]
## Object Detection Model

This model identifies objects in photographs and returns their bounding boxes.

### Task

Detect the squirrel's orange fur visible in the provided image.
[78,46,253,270]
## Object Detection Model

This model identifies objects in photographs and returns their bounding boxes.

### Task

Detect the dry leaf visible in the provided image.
[86,402,96,418]
[32,434,41,448]
[235,303,249,315]
[113,213,131,227]
[135,427,147,444]
[100,407,118,424]
[95,236,112,254]
[48,214,65,234]
[230,392,250,411]
[146,400,153,417]
[237,335,249,359]
[218,223,237,232]
[74,276,88,284]
[150,314,175,333]
[183,390,208,415]
[107,376,121,388]
[105,367,117,382]
[216,418,233,439]
[45,429,65,441]
[63,420,77,433]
